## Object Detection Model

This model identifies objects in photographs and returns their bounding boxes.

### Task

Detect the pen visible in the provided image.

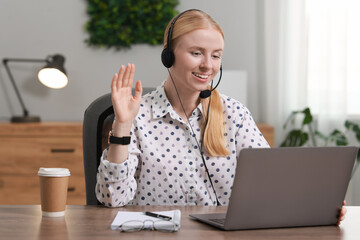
[144,211,172,221]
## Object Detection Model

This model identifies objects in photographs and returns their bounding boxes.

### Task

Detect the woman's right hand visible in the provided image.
[111,64,142,135]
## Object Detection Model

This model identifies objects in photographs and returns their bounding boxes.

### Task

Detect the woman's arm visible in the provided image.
[234,104,270,153]
[107,64,142,164]
[95,64,143,207]
[95,142,141,207]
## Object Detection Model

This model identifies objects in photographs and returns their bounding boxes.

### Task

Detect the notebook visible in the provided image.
[111,210,181,231]
[190,146,358,230]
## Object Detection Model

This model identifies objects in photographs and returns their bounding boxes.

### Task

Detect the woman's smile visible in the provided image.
[192,72,212,82]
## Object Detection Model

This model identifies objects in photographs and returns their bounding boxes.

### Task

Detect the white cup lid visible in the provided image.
[38,168,71,177]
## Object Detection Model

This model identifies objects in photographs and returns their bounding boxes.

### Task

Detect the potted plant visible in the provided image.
[281,107,360,176]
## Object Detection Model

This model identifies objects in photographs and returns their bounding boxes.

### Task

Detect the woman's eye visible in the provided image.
[213,55,221,59]
[192,52,201,56]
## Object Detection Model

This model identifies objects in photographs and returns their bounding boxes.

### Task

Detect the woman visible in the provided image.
[95,9,346,223]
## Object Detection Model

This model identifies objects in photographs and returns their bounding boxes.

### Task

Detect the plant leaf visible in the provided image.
[302,107,313,125]
[280,130,309,147]
[315,130,327,141]
[85,0,179,49]
[345,120,352,130]
[329,129,348,146]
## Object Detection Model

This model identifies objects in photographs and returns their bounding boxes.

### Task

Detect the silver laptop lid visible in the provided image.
[224,146,357,230]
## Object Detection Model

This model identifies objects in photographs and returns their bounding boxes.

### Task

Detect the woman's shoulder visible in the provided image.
[137,83,167,120]
[141,83,164,101]
[139,84,161,107]
[219,93,250,114]
[219,93,256,128]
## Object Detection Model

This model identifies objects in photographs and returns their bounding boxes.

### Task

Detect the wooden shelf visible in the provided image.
[0,122,85,205]
[0,122,274,205]
[257,123,275,147]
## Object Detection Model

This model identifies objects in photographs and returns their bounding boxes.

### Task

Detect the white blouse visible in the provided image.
[96,82,269,207]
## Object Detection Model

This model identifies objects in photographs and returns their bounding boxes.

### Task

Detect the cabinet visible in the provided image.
[0,122,85,205]
[0,122,274,205]
[257,123,275,147]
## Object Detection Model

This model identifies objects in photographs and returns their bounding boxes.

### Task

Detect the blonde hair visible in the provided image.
[164,10,230,157]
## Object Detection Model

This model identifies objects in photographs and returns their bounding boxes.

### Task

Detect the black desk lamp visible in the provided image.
[2,54,68,123]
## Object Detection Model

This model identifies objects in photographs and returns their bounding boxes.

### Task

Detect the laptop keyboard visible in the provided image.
[209,218,226,225]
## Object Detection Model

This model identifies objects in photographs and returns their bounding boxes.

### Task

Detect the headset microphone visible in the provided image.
[199,65,222,99]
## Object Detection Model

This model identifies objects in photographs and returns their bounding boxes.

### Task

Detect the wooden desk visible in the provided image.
[0,205,359,240]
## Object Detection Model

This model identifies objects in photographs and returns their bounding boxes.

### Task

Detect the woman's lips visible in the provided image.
[192,72,211,82]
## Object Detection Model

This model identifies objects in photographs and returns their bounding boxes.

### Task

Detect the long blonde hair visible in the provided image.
[163,10,230,157]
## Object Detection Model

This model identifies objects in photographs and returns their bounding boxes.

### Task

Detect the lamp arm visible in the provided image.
[2,58,47,117]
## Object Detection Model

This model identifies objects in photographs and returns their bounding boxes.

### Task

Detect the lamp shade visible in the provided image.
[38,54,68,89]
[3,54,69,123]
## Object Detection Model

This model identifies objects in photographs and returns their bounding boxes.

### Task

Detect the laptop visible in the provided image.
[190,146,358,230]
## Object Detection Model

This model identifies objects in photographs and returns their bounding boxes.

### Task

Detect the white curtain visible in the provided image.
[258,0,308,146]
[259,0,360,204]
[306,0,360,132]
[259,0,360,144]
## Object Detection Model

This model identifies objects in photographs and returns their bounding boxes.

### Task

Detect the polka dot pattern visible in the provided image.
[96,81,269,207]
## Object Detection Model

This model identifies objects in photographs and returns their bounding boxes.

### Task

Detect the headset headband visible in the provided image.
[162,9,202,68]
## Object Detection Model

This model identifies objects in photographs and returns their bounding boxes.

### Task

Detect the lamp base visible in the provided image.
[11,115,41,123]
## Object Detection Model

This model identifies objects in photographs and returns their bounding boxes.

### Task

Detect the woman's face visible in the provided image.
[171,28,224,95]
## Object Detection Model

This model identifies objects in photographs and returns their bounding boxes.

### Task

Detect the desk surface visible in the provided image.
[1,205,359,240]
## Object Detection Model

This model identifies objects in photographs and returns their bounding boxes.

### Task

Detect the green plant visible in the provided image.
[281,107,360,175]
[85,0,179,49]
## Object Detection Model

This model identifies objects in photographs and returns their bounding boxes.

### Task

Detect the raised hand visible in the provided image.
[111,64,142,135]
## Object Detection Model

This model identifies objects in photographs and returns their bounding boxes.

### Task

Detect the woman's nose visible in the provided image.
[200,55,212,70]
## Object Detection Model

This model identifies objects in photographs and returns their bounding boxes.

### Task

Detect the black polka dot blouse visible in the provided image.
[96,82,269,207]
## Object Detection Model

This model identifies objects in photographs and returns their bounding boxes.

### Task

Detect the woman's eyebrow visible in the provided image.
[188,46,223,52]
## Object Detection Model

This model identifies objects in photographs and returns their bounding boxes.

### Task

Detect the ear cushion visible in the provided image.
[161,48,175,68]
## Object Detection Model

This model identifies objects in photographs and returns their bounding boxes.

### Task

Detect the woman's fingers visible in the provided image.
[133,80,143,101]
[122,63,132,87]
[111,73,118,92]
[116,65,125,89]
[337,203,347,225]
[128,64,135,88]
[113,63,135,89]
[341,206,347,216]
[112,64,137,91]
[112,63,139,100]
[337,214,345,225]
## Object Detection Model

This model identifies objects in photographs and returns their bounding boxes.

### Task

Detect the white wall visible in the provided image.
[2,1,359,206]
[0,0,261,122]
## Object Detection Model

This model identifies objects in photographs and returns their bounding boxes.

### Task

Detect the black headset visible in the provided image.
[161,9,198,68]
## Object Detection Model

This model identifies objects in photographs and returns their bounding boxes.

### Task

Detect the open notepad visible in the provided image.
[111,210,181,231]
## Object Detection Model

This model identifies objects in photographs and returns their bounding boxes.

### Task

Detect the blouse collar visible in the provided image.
[150,81,203,122]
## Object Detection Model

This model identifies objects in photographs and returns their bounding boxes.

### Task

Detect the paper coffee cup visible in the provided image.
[38,168,70,217]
